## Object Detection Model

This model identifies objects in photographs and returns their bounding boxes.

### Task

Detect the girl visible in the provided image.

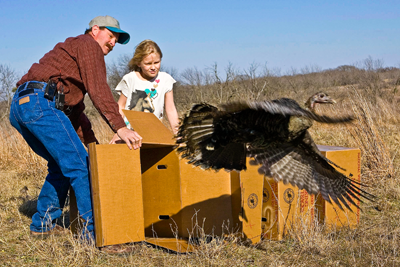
[110,40,179,143]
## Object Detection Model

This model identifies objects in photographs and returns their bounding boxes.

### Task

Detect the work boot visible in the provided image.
[30,225,69,239]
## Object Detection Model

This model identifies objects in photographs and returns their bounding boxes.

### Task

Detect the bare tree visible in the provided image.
[0,64,19,119]
[363,55,384,72]
[180,67,207,87]
[106,54,131,91]
[160,65,179,81]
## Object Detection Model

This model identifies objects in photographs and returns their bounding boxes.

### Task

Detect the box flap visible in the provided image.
[145,238,196,253]
[123,110,175,146]
[317,145,357,152]
[141,147,182,237]
[239,158,264,243]
[179,159,237,238]
[88,143,145,247]
[317,148,361,228]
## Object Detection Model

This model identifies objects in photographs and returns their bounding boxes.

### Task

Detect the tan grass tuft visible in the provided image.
[346,88,394,183]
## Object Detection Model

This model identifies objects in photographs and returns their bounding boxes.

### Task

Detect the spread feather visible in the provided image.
[176,93,375,212]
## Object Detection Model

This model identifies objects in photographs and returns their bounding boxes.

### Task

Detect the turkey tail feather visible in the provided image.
[177,103,247,171]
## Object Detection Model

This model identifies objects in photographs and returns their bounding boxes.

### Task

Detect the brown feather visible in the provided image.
[176,94,374,211]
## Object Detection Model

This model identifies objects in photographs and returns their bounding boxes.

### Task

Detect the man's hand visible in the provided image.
[109,133,121,144]
[110,127,143,150]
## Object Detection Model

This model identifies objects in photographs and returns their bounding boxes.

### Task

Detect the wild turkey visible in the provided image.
[176,92,374,211]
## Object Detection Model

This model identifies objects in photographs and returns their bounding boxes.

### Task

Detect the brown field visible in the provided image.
[1,61,400,266]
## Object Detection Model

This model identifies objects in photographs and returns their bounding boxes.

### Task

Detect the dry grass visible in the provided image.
[2,68,400,266]
[346,88,394,182]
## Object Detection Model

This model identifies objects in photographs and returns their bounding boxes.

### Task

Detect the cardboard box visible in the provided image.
[261,179,311,240]
[145,238,195,253]
[88,143,145,247]
[177,162,241,238]
[141,152,241,239]
[237,159,264,243]
[315,145,361,228]
[71,109,361,249]
[69,111,176,247]
[126,110,242,241]
[239,145,361,242]
[71,110,242,250]
[235,158,310,242]
[141,154,242,250]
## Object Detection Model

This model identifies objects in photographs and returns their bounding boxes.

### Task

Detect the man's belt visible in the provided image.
[17,81,47,97]
[17,80,67,113]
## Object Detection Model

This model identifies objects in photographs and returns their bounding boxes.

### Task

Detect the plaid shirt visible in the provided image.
[17,34,125,144]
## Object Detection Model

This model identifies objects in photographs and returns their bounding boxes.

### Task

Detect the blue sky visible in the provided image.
[1,0,399,77]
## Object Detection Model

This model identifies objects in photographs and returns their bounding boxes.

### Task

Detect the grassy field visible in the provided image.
[1,64,400,266]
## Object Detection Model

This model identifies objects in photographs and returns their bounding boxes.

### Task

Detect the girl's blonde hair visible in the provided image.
[128,39,163,71]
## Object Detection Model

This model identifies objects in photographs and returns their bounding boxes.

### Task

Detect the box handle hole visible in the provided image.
[159,215,170,220]
[261,217,267,222]
[157,165,167,170]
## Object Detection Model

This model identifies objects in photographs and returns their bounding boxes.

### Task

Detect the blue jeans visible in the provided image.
[9,81,94,240]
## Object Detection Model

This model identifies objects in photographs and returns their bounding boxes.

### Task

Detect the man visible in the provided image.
[9,15,142,243]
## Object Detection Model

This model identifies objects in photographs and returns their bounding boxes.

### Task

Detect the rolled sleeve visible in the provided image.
[115,78,130,97]
[165,73,176,94]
